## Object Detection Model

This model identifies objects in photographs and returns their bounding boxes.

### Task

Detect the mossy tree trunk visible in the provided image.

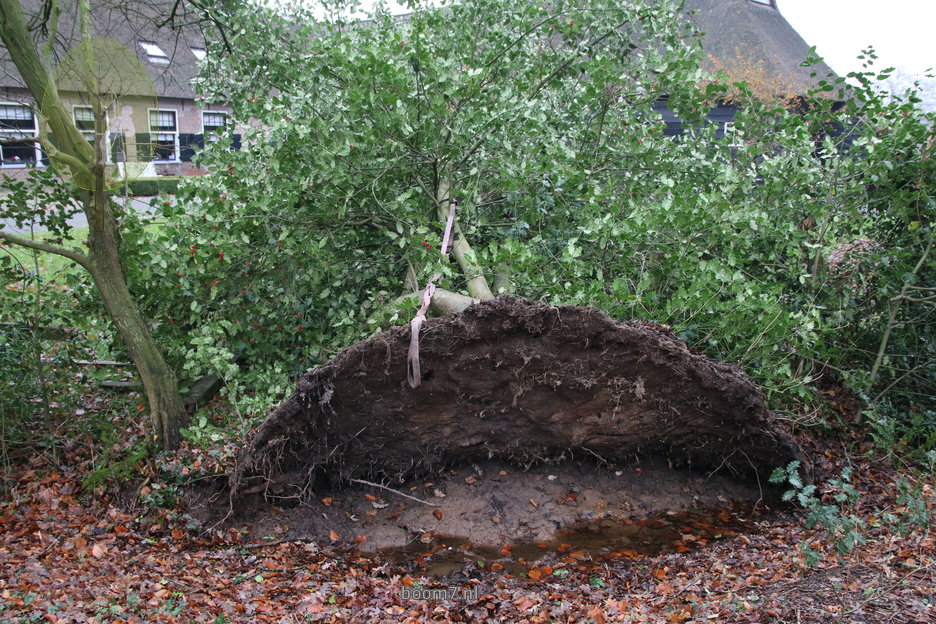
[0,0,186,448]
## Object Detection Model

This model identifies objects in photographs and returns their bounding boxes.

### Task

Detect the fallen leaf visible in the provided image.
[464,476,477,485]
[353,535,367,545]
[91,542,108,558]
[433,509,443,520]
[587,608,606,624]
[529,498,539,508]
[364,493,378,502]
[652,567,666,581]
[328,530,339,542]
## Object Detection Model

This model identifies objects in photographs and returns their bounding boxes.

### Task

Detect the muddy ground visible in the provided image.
[216,454,772,577]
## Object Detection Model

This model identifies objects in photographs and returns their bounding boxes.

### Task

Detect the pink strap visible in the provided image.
[407,199,456,388]
[441,200,457,256]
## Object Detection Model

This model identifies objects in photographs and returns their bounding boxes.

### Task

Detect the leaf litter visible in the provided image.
[0,392,933,623]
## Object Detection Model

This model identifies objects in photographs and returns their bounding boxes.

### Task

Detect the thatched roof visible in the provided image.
[1,0,835,101]
[685,0,837,97]
[1,0,211,99]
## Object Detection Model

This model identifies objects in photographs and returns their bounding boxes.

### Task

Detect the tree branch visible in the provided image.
[0,229,93,273]
[867,231,935,388]
[436,177,494,300]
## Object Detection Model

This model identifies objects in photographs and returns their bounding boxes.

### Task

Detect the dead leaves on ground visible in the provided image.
[1,449,933,622]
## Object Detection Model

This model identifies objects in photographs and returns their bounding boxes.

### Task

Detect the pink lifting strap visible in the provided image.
[407,199,457,388]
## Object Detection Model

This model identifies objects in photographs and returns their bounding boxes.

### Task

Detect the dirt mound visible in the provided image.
[229,296,805,505]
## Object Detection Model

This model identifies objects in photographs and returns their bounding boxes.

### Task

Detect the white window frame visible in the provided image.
[139,41,169,64]
[148,108,179,162]
[73,105,113,162]
[0,102,42,167]
[723,122,744,148]
[72,105,95,142]
[201,110,227,142]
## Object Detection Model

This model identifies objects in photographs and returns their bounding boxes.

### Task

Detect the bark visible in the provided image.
[392,288,479,316]
[0,0,187,448]
[231,297,807,503]
[435,179,494,301]
[492,262,512,294]
[86,184,186,448]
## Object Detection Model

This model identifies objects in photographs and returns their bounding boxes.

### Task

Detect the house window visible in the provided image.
[191,47,207,61]
[139,41,169,64]
[202,111,227,141]
[723,122,744,148]
[73,106,95,142]
[0,103,40,166]
[149,109,178,161]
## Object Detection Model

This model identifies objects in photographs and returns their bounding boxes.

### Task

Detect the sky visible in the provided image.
[777,0,936,78]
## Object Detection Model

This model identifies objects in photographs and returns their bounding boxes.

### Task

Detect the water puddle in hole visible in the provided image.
[375,504,755,577]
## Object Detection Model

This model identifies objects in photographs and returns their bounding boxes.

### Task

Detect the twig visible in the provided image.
[842,561,935,617]
[350,478,440,507]
[653,575,701,603]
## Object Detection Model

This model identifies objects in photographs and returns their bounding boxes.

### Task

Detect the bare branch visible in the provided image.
[0,229,93,273]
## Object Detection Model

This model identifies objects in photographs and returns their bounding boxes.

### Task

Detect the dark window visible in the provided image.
[202,111,227,142]
[149,110,178,161]
[73,106,95,142]
[0,104,39,166]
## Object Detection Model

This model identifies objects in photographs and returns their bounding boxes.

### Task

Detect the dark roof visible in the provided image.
[685,0,837,94]
[1,0,212,99]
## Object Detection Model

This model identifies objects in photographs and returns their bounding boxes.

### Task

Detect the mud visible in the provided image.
[234,455,772,574]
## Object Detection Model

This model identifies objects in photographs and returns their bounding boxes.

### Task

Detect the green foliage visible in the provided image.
[123,0,720,399]
[0,235,93,457]
[139,480,180,509]
[113,1,932,445]
[180,410,228,449]
[120,177,180,197]
[770,461,867,557]
[0,167,82,242]
[81,442,151,491]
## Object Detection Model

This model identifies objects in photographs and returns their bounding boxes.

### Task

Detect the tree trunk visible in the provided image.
[0,0,187,448]
[85,186,186,449]
[435,179,494,301]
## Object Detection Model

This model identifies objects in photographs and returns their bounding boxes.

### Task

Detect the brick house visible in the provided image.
[0,0,238,180]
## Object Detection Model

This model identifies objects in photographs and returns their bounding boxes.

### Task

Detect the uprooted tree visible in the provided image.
[130,0,732,403]
[230,297,806,501]
[130,0,932,443]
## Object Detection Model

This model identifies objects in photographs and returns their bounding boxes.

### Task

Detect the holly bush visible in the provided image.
[117,1,932,447]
